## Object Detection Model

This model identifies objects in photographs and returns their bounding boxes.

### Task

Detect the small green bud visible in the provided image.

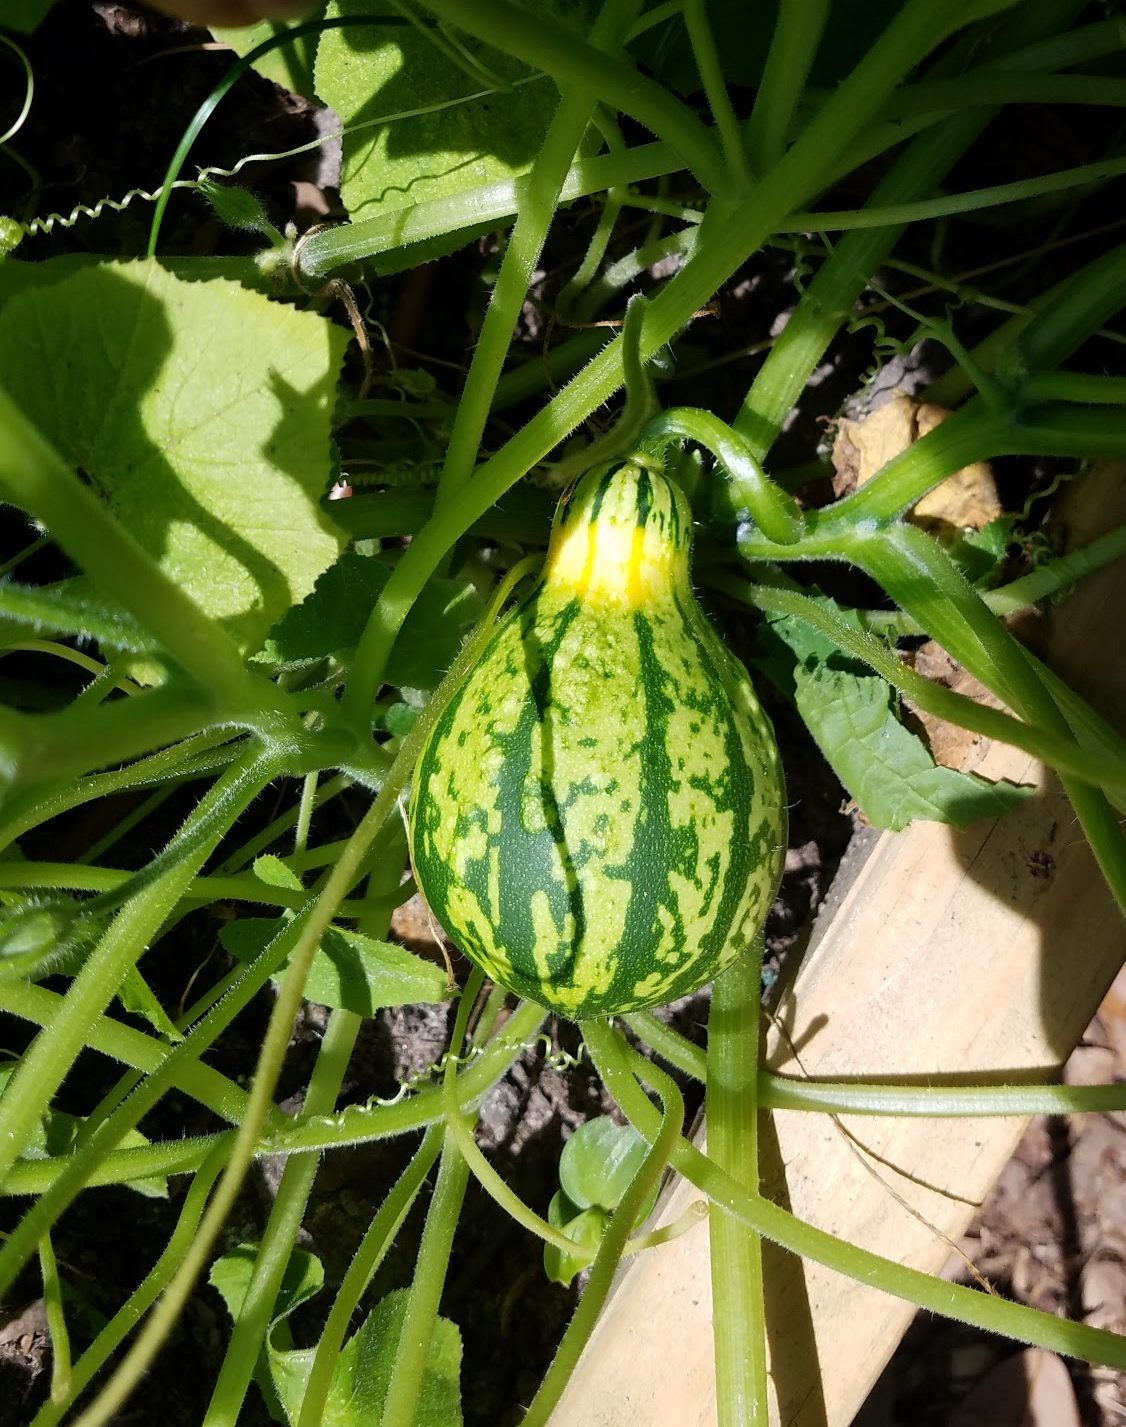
[0,217,25,257]
[0,905,70,975]
[197,179,282,243]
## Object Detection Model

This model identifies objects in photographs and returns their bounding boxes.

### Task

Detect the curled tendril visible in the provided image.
[21,182,198,239]
[265,1033,590,1141]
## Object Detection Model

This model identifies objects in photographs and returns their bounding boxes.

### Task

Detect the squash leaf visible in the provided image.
[315,0,597,228]
[258,550,484,692]
[0,260,347,656]
[211,13,326,98]
[763,611,1032,832]
[268,1288,463,1427]
[220,918,448,1015]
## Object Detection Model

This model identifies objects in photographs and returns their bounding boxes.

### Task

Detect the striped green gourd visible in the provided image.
[408,460,786,1019]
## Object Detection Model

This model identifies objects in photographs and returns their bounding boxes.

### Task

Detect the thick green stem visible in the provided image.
[204,1016,362,1427]
[0,981,250,1125]
[202,1009,363,1427]
[624,1010,707,1080]
[929,241,1126,407]
[343,0,1000,723]
[0,686,222,796]
[67,731,417,1427]
[0,999,549,1199]
[436,0,642,502]
[12,1054,1126,1207]
[708,955,768,1427]
[855,526,1126,915]
[783,153,1126,231]
[412,0,726,192]
[643,407,802,543]
[28,1146,227,1427]
[296,141,683,278]
[0,860,393,918]
[760,1074,1126,1118]
[379,972,481,1427]
[0,728,242,853]
[0,747,279,1198]
[719,576,1126,796]
[205,807,408,1426]
[39,1232,71,1407]
[295,1127,444,1427]
[733,0,1087,456]
[379,1138,469,1427]
[744,0,830,174]
[683,0,748,184]
[790,402,1126,528]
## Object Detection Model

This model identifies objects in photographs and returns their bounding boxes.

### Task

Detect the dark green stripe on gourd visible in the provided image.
[408,460,786,1019]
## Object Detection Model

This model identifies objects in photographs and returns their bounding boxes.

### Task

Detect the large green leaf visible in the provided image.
[0,260,347,654]
[3,0,59,32]
[764,613,1031,832]
[270,1289,463,1427]
[220,917,448,1014]
[211,13,326,98]
[314,0,594,224]
[258,549,485,690]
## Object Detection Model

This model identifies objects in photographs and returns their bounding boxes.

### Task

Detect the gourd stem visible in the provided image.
[643,407,803,544]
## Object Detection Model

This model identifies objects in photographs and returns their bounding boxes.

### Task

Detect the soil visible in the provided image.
[0,5,1122,1426]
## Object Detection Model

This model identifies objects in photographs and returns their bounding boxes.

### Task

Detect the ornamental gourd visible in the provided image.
[408,460,786,1019]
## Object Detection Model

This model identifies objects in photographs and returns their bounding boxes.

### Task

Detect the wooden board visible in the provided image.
[548,466,1126,1427]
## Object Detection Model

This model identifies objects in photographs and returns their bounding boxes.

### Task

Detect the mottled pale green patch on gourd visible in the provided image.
[409,461,786,1019]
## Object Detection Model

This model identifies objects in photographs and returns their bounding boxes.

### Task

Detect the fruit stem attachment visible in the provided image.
[643,407,804,545]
